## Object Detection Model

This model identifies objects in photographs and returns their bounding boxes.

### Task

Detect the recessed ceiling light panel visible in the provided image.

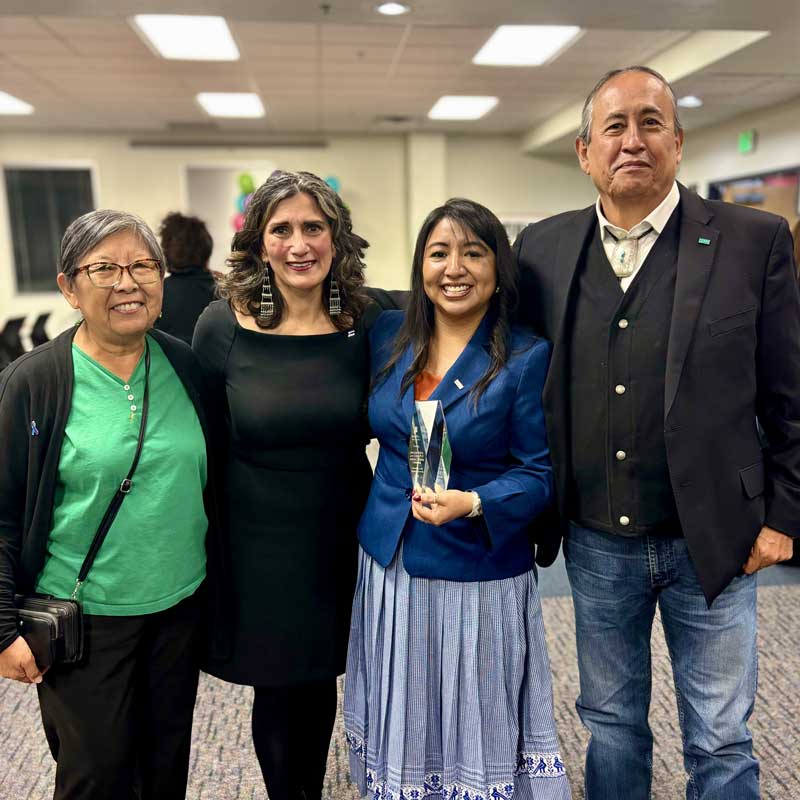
[473,25,582,67]
[375,2,410,15]
[133,15,240,61]
[0,91,34,115]
[428,96,498,121]
[197,93,265,118]
[677,95,704,108]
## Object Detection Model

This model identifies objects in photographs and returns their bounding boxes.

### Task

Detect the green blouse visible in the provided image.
[35,335,207,615]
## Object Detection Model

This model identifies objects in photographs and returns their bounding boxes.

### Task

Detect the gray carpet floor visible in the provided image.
[1,583,798,799]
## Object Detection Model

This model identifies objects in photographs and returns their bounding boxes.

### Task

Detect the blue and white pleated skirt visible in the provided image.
[344,544,572,800]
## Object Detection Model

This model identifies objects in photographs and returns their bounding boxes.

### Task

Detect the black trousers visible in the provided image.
[251,679,338,800]
[37,592,202,800]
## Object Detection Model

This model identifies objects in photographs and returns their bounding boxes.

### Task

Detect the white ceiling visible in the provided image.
[1,0,800,150]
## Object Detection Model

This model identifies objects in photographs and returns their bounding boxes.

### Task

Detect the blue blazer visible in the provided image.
[358,310,553,581]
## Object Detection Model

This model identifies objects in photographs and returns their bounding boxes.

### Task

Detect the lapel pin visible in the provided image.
[31,420,39,437]
[698,237,711,246]
[454,379,464,389]
[347,330,355,338]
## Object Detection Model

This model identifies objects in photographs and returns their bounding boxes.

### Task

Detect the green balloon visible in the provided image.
[238,172,255,194]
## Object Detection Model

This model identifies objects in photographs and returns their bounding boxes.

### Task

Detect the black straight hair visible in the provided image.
[377,197,519,406]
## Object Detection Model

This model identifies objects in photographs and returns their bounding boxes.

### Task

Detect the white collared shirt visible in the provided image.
[596,182,681,292]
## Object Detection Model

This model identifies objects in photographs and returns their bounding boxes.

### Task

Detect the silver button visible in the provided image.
[618,318,629,329]
[619,515,630,526]
[127,394,135,401]
[615,384,626,395]
[615,450,627,461]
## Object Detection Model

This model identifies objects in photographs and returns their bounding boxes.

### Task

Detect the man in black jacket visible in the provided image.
[514,66,800,799]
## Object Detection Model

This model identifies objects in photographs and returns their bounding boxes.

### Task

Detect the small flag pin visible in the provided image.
[698,237,711,245]
[31,420,39,437]
[454,379,464,389]
[347,330,355,338]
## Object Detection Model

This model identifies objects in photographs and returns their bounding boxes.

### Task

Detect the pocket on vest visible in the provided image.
[739,460,765,498]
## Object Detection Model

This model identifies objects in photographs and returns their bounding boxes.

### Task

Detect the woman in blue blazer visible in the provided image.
[344,199,571,799]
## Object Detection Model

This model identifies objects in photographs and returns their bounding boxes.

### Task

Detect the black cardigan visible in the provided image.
[0,325,230,658]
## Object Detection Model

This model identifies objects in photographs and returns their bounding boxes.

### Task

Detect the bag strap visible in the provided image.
[71,341,151,601]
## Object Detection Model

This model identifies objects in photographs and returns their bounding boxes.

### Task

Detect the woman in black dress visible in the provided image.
[193,170,375,799]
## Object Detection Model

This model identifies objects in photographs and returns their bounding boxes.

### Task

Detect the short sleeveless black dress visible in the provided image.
[193,300,372,686]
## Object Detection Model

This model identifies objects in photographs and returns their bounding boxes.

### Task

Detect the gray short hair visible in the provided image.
[59,209,165,281]
[577,65,683,145]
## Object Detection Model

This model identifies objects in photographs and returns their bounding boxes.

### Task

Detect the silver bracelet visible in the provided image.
[467,491,483,518]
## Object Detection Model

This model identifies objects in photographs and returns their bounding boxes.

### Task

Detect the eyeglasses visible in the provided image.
[75,259,162,288]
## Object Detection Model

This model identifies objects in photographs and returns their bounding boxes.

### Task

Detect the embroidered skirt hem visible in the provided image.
[343,545,571,800]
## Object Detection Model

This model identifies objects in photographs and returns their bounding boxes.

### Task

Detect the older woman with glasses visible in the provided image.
[0,209,226,800]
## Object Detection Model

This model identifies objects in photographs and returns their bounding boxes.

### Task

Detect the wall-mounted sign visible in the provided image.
[737,129,757,154]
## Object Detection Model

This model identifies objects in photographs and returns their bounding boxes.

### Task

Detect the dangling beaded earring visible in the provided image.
[259,264,274,321]
[329,277,342,316]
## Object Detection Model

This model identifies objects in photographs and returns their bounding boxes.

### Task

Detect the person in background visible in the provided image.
[514,65,800,799]
[156,211,217,344]
[0,209,226,800]
[344,198,570,799]
[193,170,381,800]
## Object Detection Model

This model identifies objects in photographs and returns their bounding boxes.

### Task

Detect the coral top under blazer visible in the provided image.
[357,310,553,582]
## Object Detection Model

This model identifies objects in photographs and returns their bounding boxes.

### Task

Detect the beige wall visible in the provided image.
[4,94,800,326]
[679,96,800,196]
[0,130,613,330]
[446,135,595,218]
[0,133,409,325]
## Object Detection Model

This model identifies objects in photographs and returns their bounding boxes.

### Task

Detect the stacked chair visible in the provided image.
[0,317,25,371]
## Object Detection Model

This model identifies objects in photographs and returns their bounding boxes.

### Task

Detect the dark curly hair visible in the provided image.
[158,212,213,273]
[217,170,369,330]
[377,197,519,405]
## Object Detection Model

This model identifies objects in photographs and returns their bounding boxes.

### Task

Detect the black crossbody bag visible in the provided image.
[14,343,151,670]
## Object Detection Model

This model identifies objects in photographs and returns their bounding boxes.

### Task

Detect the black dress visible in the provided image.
[192,300,373,686]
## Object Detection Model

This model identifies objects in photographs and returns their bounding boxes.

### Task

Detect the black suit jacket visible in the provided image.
[514,183,800,603]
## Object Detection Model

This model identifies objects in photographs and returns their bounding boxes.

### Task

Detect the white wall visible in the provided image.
[0,130,602,335]
[185,165,276,273]
[446,135,596,218]
[406,133,447,255]
[679,95,800,196]
[0,133,410,330]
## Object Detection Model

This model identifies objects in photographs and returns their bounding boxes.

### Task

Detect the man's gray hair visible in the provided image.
[59,208,165,280]
[577,65,683,145]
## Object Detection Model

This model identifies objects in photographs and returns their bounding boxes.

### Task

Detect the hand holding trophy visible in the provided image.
[408,400,473,525]
[408,399,451,495]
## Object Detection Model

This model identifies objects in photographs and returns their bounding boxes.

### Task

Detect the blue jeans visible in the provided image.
[563,523,759,800]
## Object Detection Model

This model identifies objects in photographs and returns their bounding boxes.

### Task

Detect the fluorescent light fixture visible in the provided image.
[0,91,34,115]
[375,2,410,15]
[473,25,582,67]
[428,95,498,121]
[197,93,265,118]
[677,95,704,108]
[133,15,239,61]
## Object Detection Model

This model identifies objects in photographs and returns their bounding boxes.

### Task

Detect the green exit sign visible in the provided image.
[738,129,757,153]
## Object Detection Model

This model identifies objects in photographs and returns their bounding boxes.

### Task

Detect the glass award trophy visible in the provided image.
[408,400,452,492]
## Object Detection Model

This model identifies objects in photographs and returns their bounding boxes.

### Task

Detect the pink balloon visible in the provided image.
[232,212,245,231]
